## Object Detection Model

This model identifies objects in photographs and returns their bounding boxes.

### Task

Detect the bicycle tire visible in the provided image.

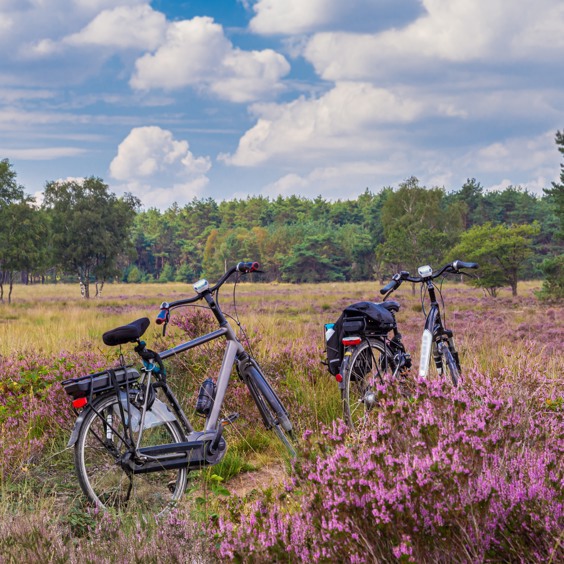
[342,338,396,430]
[246,368,296,457]
[440,343,460,387]
[74,392,188,516]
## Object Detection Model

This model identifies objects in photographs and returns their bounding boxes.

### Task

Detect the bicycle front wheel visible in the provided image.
[74,392,188,516]
[342,338,396,430]
[439,343,460,387]
[245,365,296,457]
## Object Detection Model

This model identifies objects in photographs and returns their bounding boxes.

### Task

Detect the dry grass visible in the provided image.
[0,279,562,562]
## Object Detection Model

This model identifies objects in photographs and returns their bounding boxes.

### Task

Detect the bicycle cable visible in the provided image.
[420,282,426,317]
[231,273,256,359]
[437,276,447,327]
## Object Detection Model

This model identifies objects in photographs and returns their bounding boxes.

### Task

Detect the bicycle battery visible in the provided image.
[62,366,141,399]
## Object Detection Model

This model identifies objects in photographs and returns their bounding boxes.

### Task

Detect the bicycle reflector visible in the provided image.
[72,397,88,409]
[342,336,362,347]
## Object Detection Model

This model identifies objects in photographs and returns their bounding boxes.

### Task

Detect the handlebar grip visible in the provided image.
[380,280,398,295]
[236,261,260,273]
[155,302,170,325]
[453,260,478,270]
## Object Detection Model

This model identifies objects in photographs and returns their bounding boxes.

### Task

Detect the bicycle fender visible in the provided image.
[67,409,90,447]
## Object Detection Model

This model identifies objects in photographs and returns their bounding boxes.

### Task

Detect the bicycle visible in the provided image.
[327,260,478,429]
[62,261,295,516]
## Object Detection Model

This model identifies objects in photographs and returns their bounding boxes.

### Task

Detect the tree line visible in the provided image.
[0,132,562,301]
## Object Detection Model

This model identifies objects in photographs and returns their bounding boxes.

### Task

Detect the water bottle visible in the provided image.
[195,378,216,415]
[325,323,335,342]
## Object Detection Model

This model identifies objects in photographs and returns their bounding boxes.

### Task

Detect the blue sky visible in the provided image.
[1,0,563,209]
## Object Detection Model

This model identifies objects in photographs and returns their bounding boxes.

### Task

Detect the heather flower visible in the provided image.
[215,372,564,562]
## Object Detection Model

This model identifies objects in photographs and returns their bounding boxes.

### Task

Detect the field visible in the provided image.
[0,280,562,562]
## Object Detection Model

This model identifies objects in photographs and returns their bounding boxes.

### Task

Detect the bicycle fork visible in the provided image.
[420,307,461,378]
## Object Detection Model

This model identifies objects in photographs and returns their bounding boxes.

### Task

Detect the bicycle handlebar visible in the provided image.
[379,260,478,295]
[155,261,261,324]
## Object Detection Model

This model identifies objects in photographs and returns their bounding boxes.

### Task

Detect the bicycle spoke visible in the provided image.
[343,339,397,430]
[75,393,188,516]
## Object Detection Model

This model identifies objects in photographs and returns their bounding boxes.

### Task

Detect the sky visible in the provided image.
[1,0,563,209]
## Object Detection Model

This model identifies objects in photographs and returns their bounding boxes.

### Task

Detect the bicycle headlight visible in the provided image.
[417,265,433,278]
[193,279,209,294]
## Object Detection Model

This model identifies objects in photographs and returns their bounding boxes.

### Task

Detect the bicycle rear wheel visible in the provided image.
[342,338,396,430]
[74,392,188,516]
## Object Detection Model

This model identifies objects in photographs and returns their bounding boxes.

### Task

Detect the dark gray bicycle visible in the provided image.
[329,260,478,429]
[62,262,294,516]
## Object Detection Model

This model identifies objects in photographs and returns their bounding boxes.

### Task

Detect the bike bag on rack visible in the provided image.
[343,302,396,335]
[61,366,141,399]
[324,302,397,376]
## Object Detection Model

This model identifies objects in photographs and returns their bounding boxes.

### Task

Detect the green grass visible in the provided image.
[0,278,562,556]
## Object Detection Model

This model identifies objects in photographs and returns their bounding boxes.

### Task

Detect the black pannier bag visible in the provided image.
[325,302,396,376]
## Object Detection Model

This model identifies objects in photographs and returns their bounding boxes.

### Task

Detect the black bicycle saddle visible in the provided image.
[102,317,150,346]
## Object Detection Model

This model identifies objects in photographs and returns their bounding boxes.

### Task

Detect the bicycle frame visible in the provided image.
[117,323,273,473]
[158,322,244,434]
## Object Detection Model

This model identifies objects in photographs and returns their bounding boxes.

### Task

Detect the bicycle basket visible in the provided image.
[62,367,141,400]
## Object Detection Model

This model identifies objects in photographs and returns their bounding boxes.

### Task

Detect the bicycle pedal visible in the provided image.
[221,413,239,426]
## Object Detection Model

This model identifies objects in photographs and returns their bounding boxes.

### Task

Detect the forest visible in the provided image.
[0,130,563,300]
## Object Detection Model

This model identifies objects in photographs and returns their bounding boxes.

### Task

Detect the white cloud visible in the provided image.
[0,0,146,51]
[112,178,209,209]
[250,0,336,35]
[261,161,402,198]
[0,13,12,33]
[110,126,211,179]
[109,126,211,206]
[65,4,166,50]
[459,131,560,186]
[223,82,438,166]
[130,16,290,102]
[0,88,54,103]
[73,0,142,11]
[0,0,153,87]
[210,48,291,102]
[302,0,564,81]
[223,0,563,198]
[236,130,560,200]
[131,18,230,90]
[249,0,417,35]
[0,147,87,159]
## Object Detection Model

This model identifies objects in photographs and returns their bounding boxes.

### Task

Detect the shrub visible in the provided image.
[0,508,208,562]
[538,254,564,300]
[159,263,175,283]
[126,265,142,283]
[215,374,564,562]
[0,351,107,480]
